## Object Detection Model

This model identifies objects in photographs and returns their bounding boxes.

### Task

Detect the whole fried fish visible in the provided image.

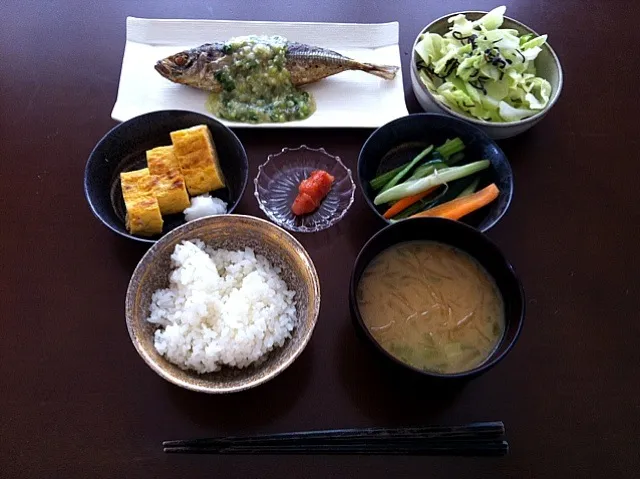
[155,36,399,92]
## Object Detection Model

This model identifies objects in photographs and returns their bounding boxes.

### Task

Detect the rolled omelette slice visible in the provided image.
[146,146,190,215]
[120,168,163,236]
[170,125,226,196]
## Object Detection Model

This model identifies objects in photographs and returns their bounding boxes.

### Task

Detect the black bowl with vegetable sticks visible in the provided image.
[357,113,512,232]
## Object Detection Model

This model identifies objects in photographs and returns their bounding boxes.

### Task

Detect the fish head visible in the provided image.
[155,50,198,79]
[155,44,227,91]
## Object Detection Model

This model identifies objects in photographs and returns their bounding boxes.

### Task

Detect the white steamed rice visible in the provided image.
[146,240,297,373]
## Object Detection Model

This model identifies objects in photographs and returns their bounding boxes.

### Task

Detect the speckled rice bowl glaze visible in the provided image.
[125,214,321,393]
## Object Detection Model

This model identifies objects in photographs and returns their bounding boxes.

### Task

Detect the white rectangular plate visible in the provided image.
[112,17,408,128]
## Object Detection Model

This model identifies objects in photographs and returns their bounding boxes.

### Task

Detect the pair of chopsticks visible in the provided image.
[163,421,507,456]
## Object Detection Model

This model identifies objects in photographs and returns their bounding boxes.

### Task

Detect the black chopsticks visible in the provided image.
[163,421,507,456]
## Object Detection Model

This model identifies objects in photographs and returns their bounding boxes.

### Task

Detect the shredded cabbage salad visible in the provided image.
[414,6,552,122]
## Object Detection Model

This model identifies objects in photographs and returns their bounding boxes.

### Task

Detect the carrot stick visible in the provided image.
[410,183,500,220]
[382,186,438,219]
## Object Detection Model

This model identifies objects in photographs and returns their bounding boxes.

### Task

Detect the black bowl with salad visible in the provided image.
[357,113,512,232]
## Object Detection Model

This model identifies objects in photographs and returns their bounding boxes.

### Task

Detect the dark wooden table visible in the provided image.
[2,1,639,477]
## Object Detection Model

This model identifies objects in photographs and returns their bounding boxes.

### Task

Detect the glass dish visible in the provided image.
[254,146,356,233]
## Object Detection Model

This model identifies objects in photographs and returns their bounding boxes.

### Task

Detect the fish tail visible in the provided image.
[359,63,399,80]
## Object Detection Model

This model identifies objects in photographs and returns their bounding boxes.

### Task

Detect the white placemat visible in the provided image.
[112,17,408,128]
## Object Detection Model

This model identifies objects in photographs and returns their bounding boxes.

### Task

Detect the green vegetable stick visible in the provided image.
[393,184,450,219]
[446,152,465,166]
[436,137,465,160]
[370,138,464,190]
[373,160,490,205]
[456,177,481,199]
[380,145,433,193]
[369,164,407,190]
[407,159,447,182]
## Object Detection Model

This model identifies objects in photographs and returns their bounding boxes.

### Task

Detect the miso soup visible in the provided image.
[356,241,505,374]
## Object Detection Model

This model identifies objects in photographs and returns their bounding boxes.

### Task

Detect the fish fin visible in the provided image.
[360,63,399,80]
